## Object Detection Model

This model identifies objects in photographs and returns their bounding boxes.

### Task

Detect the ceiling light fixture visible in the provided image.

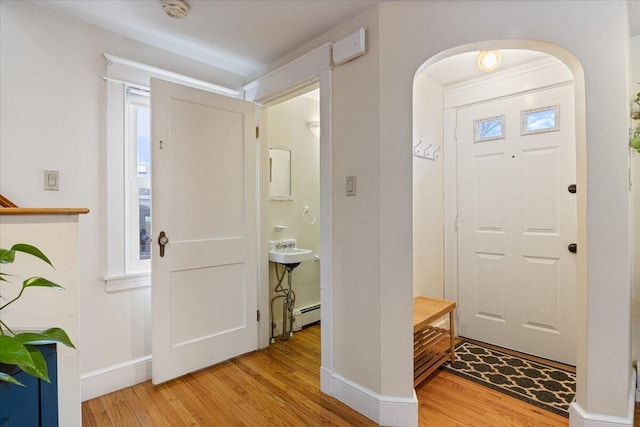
[477,50,502,72]
[162,0,190,19]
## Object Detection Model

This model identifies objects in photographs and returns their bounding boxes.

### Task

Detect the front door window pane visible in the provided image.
[474,116,505,142]
[522,105,559,134]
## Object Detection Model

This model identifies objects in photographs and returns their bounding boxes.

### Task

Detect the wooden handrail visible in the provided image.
[0,208,89,215]
[0,194,18,208]
[0,194,88,215]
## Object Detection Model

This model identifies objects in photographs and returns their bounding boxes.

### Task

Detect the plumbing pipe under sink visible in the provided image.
[268,239,312,341]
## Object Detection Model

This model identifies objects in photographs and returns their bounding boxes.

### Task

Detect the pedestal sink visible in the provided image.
[268,247,313,266]
[268,239,313,342]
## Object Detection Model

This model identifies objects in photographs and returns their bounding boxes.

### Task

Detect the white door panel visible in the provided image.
[151,78,257,384]
[457,85,576,364]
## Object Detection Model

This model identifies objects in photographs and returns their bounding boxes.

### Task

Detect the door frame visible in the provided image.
[244,44,334,393]
[441,59,576,324]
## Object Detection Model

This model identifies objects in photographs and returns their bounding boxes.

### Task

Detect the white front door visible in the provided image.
[457,84,577,365]
[151,78,258,384]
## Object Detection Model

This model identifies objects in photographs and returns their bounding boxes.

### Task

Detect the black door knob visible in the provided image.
[568,243,577,253]
[158,231,169,257]
[568,184,576,193]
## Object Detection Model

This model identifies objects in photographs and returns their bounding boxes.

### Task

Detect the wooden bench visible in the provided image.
[413,296,456,387]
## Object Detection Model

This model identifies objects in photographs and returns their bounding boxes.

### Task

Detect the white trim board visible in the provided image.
[103,272,150,293]
[81,355,151,402]
[104,54,240,97]
[442,59,572,109]
[328,373,418,427]
[244,44,331,105]
[569,370,636,427]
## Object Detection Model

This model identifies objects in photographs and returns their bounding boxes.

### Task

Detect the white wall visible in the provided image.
[0,1,245,401]
[412,74,444,299]
[630,34,640,375]
[264,3,633,425]
[267,94,320,334]
[377,0,631,422]
[2,1,635,425]
[277,12,392,413]
[271,8,386,400]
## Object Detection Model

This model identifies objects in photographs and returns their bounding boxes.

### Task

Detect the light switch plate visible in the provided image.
[44,170,59,191]
[346,176,356,196]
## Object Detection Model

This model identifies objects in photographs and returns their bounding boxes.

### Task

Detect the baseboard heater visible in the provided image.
[293,303,321,331]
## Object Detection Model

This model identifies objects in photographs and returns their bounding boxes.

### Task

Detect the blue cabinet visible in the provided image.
[0,344,58,426]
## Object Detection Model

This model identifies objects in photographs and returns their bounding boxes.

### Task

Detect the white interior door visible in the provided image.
[457,85,577,365]
[151,78,258,384]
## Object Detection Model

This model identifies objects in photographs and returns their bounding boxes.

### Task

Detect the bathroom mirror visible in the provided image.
[269,147,292,199]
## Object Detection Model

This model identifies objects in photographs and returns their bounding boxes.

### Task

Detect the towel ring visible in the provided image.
[302,206,316,225]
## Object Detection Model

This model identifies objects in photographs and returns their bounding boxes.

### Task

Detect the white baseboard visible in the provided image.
[569,402,633,427]
[320,365,332,394]
[569,371,636,427]
[329,372,418,427]
[81,355,151,401]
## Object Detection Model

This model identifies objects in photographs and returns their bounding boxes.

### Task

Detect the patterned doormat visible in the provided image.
[441,341,575,417]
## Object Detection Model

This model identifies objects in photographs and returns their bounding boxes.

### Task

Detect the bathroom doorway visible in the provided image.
[265,86,322,346]
[412,49,578,365]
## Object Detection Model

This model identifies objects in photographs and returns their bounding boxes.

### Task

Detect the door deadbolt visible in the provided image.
[158,231,169,257]
[568,243,577,253]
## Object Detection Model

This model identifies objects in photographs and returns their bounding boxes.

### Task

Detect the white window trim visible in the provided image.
[521,104,560,135]
[103,54,239,293]
[125,88,151,273]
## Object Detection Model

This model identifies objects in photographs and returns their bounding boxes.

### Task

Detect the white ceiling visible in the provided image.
[23,0,388,80]
[22,0,640,84]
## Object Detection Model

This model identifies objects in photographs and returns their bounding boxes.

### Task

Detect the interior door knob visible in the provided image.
[568,184,576,193]
[568,243,577,253]
[158,231,169,257]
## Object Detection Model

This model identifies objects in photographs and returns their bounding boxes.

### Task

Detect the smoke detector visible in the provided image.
[162,0,190,19]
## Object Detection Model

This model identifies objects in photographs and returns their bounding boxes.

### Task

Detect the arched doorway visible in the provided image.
[411,40,586,423]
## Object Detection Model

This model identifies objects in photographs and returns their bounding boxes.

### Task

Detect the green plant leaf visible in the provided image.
[10,244,54,268]
[0,248,15,264]
[0,271,16,284]
[0,372,24,387]
[23,277,64,290]
[0,336,36,369]
[19,346,49,382]
[15,328,75,349]
[41,328,75,349]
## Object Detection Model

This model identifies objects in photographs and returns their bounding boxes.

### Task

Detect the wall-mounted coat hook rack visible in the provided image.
[413,140,440,161]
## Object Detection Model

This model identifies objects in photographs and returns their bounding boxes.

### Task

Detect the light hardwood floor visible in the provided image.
[82,324,621,426]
